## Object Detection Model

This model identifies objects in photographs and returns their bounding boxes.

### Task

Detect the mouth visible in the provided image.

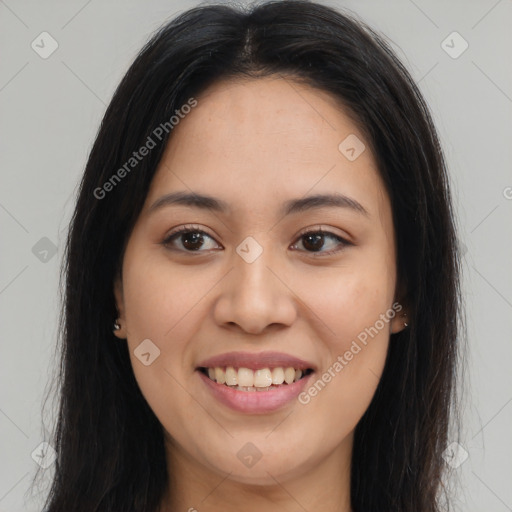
[195,351,316,413]
[197,367,314,414]
[198,365,314,392]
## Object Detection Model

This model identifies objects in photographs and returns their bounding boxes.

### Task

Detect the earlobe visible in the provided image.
[390,309,409,334]
[391,279,409,334]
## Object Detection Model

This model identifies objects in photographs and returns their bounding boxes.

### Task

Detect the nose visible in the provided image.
[212,241,297,335]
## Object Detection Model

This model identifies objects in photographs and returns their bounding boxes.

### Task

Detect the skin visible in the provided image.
[113,75,408,512]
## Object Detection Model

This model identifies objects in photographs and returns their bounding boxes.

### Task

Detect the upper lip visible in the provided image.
[196,351,316,371]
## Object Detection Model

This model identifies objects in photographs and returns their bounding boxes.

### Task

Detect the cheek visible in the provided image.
[292,255,394,426]
[121,251,213,343]
[294,258,395,350]
[120,254,211,439]
[120,251,203,399]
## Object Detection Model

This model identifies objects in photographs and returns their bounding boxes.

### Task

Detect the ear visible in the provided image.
[390,302,409,334]
[390,279,409,334]
[113,273,127,339]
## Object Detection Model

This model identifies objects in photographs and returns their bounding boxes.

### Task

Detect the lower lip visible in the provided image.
[197,370,313,414]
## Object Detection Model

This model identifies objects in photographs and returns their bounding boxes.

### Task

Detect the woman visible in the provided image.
[36,1,463,510]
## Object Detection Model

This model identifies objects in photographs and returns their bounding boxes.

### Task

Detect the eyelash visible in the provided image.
[162,224,351,257]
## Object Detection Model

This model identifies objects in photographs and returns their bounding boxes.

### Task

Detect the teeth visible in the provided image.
[254,368,273,388]
[271,367,284,385]
[284,367,296,384]
[225,366,237,386]
[238,367,254,387]
[237,385,256,392]
[204,365,309,388]
[215,367,226,385]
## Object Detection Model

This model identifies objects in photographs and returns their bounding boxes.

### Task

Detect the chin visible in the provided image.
[195,437,320,486]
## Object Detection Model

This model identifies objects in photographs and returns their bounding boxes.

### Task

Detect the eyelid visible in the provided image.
[165,223,217,238]
[164,224,351,241]
[294,224,352,243]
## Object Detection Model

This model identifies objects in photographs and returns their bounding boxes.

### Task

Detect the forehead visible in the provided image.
[144,76,388,222]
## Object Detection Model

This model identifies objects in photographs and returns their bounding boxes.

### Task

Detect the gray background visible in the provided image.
[1,0,511,510]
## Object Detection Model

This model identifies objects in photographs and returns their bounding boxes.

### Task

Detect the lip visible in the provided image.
[197,369,314,414]
[196,350,316,371]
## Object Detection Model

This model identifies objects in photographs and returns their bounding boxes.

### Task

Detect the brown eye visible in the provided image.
[292,229,350,256]
[162,226,221,253]
[302,233,325,252]
[178,231,205,251]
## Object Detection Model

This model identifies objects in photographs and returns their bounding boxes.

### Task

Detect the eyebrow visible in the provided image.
[148,191,369,217]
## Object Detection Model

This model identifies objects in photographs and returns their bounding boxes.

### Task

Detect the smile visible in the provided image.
[199,366,313,391]
[197,369,314,413]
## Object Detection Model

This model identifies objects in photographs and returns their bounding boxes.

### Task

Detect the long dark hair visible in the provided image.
[33,1,463,510]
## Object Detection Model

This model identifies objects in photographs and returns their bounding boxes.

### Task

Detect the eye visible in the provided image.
[162,225,221,253]
[162,225,351,256]
[291,227,351,256]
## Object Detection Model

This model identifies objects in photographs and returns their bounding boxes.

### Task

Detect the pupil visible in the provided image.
[304,233,324,251]
[183,232,203,250]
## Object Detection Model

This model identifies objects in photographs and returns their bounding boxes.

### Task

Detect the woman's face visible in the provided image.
[114,76,406,487]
